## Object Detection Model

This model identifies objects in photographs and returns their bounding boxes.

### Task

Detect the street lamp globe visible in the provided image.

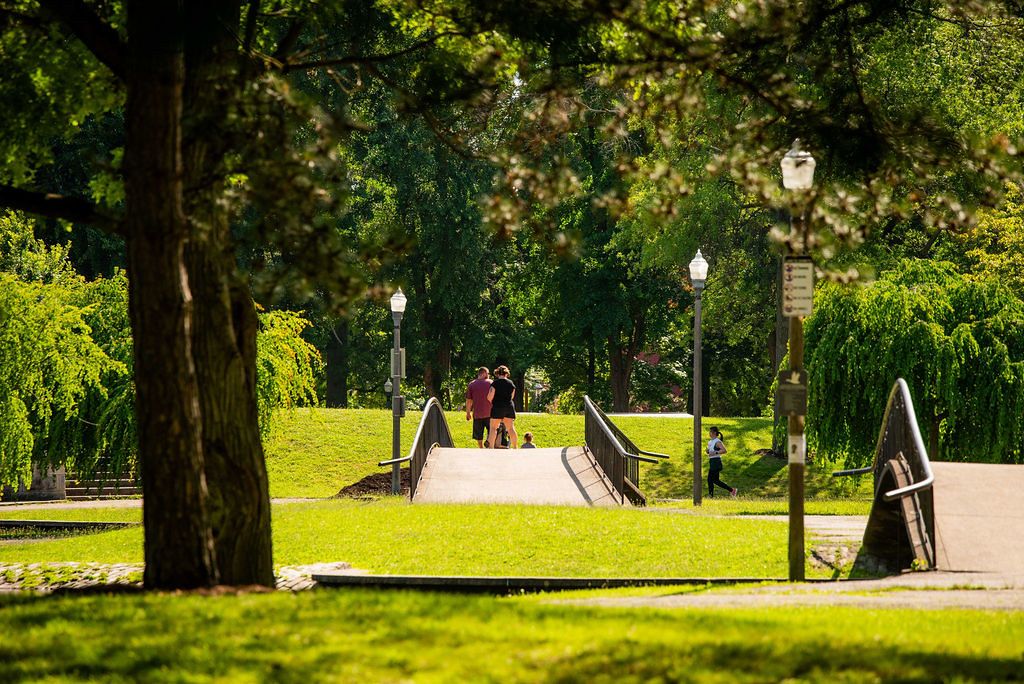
[781,140,816,190]
[384,378,393,394]
[688,249,709,287]
[390,288,407,313]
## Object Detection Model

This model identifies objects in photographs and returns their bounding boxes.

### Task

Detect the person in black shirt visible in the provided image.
[486,365,518,449]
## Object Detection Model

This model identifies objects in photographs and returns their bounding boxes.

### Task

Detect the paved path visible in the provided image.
[558,572,1024,611]
[0,497,318,512]
[931,462,1024,573]
[414,446,621,506]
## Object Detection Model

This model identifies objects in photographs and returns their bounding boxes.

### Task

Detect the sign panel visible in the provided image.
[783,257,814,317]
[788,434,806,465]
[391,348,406,378]
[777,369,808,416]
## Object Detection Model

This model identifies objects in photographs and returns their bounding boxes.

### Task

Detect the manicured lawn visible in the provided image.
[264,408,873,502]
[0,507,142,523]
[0,499,814,577]
[1,589,1021,682]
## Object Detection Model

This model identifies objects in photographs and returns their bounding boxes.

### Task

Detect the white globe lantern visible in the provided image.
[781,140,816,190]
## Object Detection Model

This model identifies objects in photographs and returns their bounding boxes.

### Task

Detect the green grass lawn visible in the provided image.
[0,499,810,577]
[1,589,1021,682]
[265,408,873,502]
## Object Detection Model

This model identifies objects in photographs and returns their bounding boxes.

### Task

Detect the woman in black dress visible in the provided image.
[486,365,518,449]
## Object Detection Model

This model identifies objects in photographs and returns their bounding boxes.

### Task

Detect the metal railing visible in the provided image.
[583,396,668,505]
[833,378,935,568]
[378,397,454,498]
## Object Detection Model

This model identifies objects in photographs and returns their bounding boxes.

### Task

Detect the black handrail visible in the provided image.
[583,396,659,505]
[833,378,935,568]
[832,378,935,501]
[377,397,454,498]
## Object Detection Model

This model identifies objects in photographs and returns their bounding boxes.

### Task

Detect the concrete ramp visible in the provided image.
[413,446,623,506]
[932,462,1024,573]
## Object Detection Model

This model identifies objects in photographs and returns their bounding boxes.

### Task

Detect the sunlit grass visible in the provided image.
[265,408,873,502]
[1,499,818,577]
[0,589,1020,682]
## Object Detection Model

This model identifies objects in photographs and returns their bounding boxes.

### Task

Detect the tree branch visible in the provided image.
[242,0,260,56]
[282,30,468,71]
[272,17,305,62]
[0,184,123,236]
[0,7,46,29]
[37,0,127,81]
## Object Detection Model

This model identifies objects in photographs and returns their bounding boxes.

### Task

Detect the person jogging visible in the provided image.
[707,426,737,498]
[464,367,492,448]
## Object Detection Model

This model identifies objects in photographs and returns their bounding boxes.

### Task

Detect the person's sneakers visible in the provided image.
[730,488,738,497]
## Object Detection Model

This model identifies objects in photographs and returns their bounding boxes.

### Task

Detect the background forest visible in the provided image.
[3,0,1024,589]
[4,1,1024,470]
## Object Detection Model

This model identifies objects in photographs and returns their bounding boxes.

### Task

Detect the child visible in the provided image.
[521,432,537,449]
[707,426,737,497]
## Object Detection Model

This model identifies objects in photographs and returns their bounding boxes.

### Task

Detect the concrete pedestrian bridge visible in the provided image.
[380,397,667,507]
[835,379,1024,576]
[415,447,623,506]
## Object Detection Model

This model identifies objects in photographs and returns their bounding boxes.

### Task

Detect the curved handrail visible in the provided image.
[406,398,449,461]
[582,396,662,504]
[377,397,454,498]
[832,379,934,502]
[583,396,637,461]
[878,379,933,502]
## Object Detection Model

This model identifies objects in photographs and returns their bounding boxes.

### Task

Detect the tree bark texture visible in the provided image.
[325,320,350,408]
[608,313,645,412]
[125,0,217,589]
[181,0,274,587]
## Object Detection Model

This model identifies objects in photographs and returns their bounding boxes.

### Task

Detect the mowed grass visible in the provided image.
[0,507,142,523]
[265,408,873,503]
[0,499,801,577]
[1,589,1022,682]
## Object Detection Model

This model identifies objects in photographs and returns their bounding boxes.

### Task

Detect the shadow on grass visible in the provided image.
[1,590,1020,682]
[539,636,1024,683]
[736,454,788,493]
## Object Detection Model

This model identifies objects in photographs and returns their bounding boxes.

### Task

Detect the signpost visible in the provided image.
[782,257,814,318]
[782,256,812,581]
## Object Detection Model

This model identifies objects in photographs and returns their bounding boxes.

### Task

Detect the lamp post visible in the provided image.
[689,249,709,507]
[389,288,407,495]
[780,140,816,581]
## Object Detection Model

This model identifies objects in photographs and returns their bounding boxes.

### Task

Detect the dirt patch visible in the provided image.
[335,469,411,499]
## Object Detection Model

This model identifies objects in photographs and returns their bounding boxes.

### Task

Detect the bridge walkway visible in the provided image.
[413,446,622,506]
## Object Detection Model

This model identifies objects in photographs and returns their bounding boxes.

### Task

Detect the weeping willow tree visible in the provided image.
[36,276,323,481]
[805,260,1024,466]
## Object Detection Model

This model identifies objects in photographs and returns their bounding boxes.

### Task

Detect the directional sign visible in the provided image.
[777,369,808,416]
[782,257,814,317]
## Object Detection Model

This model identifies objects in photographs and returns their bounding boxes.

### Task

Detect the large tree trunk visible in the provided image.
[608,311,645,412]
[185,237,274,586]
[608,337,633,412]
[325,320,350,408]
[514,371,526,412]
[586,333,596,396]
[180,0,274,587]
[125,0,217,589]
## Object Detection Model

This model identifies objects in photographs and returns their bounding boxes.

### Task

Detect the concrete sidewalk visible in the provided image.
[932,462,1024,574]
[414,446,622,506]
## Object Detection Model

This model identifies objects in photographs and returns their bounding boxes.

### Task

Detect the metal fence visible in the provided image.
[834,378,935,569]
[378,397,454,499]
[583,396,667,505]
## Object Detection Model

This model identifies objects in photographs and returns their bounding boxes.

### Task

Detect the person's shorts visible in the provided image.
[490,405,516,420]
[472,417,490,441]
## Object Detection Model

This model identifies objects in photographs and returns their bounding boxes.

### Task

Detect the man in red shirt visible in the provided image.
[465,367,493,448]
